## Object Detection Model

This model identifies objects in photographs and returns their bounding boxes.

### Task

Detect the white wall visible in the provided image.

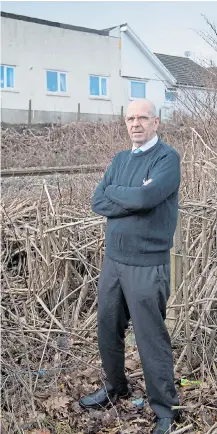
[1,16,175,123]
[177,87,217,117]
[160,86,217,120]
[120,31,169,115]
[1,17,124,118]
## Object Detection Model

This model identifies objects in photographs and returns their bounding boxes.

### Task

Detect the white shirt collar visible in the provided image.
[132,135,158,152]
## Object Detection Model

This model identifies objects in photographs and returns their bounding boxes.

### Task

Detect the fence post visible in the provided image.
[28,99,32,125]
[77,103,81,121]
[167,210,182,330]
[121,106,124,118]
[175,210,183,295]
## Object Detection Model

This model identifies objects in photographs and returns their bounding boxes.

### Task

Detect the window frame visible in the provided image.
[46,69,67,93]
[89,75,109,99]
[129,79,147,100]
[1,64,15,89]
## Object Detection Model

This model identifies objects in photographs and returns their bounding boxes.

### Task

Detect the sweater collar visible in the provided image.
[132,135,158,153]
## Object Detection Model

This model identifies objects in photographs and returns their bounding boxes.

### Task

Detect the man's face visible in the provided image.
[125,104,159,145]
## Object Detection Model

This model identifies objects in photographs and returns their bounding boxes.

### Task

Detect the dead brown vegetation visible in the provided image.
[1,117,217,434]
[1,12,217,434]
[1,120,130,170]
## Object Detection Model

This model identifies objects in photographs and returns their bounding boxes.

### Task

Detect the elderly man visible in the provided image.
[79,99,181,433]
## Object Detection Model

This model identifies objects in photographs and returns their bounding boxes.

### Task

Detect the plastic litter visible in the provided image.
[176,377,202,387]
[132,397,144,408]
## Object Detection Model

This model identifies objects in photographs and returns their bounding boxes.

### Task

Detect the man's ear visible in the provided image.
[154,117,160,130]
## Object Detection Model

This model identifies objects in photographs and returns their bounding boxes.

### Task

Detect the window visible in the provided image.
[89,75,108,97]
[130,81,146,99]
[46,70,66,92]
[165,90,177,102]
[1,65,15,89]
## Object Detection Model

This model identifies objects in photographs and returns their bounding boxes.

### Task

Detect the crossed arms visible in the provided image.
[91,152,180,218]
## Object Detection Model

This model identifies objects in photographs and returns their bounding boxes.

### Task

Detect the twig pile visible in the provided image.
[169,129,217,376]
[1,184,106,433]
[1,126,217,433]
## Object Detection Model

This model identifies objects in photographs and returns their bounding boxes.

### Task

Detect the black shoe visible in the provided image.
[79,385,131,409]
[152,417,177,434]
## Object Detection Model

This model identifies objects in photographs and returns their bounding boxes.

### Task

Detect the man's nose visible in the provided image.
[132,116,140,126]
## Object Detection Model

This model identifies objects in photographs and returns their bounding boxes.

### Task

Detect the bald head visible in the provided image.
[125,99,159,147]
[126,98,157,117]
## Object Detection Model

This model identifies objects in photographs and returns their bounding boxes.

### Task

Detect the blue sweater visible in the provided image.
[91,139,181,266]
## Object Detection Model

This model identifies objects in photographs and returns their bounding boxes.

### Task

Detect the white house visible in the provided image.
[1,12,212,124]
[154,53,217,119]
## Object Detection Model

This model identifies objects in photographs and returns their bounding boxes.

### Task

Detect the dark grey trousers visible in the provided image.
[97,255,179,418]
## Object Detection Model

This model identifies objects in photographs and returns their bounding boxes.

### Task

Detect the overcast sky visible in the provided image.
[2,1,217,64]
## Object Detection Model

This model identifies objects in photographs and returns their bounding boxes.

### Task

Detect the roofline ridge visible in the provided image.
[1,11,109,36]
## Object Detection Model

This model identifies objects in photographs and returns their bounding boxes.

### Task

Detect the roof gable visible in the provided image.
[120,25,176,86]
